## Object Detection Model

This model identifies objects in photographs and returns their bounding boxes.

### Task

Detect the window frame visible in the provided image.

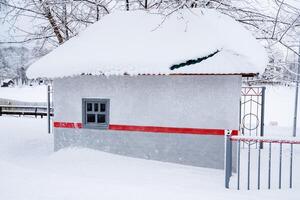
[82,98,110,129]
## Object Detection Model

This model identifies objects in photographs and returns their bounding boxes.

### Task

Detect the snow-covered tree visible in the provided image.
[0,0,300,83]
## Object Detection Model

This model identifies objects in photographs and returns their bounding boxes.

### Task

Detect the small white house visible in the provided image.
[27,8,267,170]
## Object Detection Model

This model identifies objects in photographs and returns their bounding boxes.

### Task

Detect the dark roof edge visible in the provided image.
[139,73,259,77]
[63,72,259,79]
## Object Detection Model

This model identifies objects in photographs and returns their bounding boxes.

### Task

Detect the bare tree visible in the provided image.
[1,0,300,82]
[0,0,113,46]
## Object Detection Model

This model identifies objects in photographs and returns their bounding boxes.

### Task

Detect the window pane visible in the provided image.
[97,114,106,123]
[87,103,92,112]
[87,114,96,123]
[100,103,106,112]
[94,103,99,112]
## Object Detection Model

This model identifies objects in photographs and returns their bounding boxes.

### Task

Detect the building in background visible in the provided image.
[1,79,14,87]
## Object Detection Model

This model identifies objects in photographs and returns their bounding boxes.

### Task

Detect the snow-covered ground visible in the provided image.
[0,85,300,199]
[0,116,299,200]
[0,85,47,102]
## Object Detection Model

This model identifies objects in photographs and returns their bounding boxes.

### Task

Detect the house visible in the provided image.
[1,79,14,87]
[26,8,267,170]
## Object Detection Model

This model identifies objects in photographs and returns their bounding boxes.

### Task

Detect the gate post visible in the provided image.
[260,87,266,149]
[225,130,232,189]
[47,85,51,134]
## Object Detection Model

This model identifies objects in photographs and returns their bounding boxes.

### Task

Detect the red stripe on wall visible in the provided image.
[53,121,238,136]
[109,124,238,136]
[53,122,83,129]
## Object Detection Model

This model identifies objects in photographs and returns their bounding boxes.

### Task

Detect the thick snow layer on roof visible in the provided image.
[27,8,268,79]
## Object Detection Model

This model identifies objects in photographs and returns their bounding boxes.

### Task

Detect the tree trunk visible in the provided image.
[40,0,64,44]
[96,5,99,21]
[126,0,129,11]
[63,3,69,40]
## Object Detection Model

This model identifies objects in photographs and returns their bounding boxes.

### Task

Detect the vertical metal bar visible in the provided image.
[239,99,242,130]
[237,140,241,190]
[243,94,246,148]
[279,143,282,189]
[47,85,51,134]
[268,142,272,189]
[247,142,251,190]
[260,87,266,149]
[250,95,253,137]
[229,137,232,177]
[255,92,259,149]
[290,45,298,186]
[257,142,261,190]
[293,45,300,137]
[224,130,232,189]
[290,144,293,188]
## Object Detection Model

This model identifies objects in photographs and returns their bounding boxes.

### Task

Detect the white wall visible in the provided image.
[54,75,241,130]
[53,75,241,170]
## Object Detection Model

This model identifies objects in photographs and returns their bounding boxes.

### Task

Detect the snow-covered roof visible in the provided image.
[26,8,268,79]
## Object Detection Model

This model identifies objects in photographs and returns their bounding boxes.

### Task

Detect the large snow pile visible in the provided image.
[27,8,267,79]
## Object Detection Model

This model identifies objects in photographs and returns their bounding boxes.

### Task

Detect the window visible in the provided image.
[82,98,110,129]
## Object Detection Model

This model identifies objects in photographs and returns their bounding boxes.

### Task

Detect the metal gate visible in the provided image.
[226,135,299,190]
[240,87,265,148]
[225,86,299,190]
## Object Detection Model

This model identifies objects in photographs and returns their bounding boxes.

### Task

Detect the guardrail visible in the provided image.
[0,85,53,134]
[0,105,53,117]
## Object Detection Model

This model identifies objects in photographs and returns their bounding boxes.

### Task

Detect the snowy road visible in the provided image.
[0,116,299,200]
